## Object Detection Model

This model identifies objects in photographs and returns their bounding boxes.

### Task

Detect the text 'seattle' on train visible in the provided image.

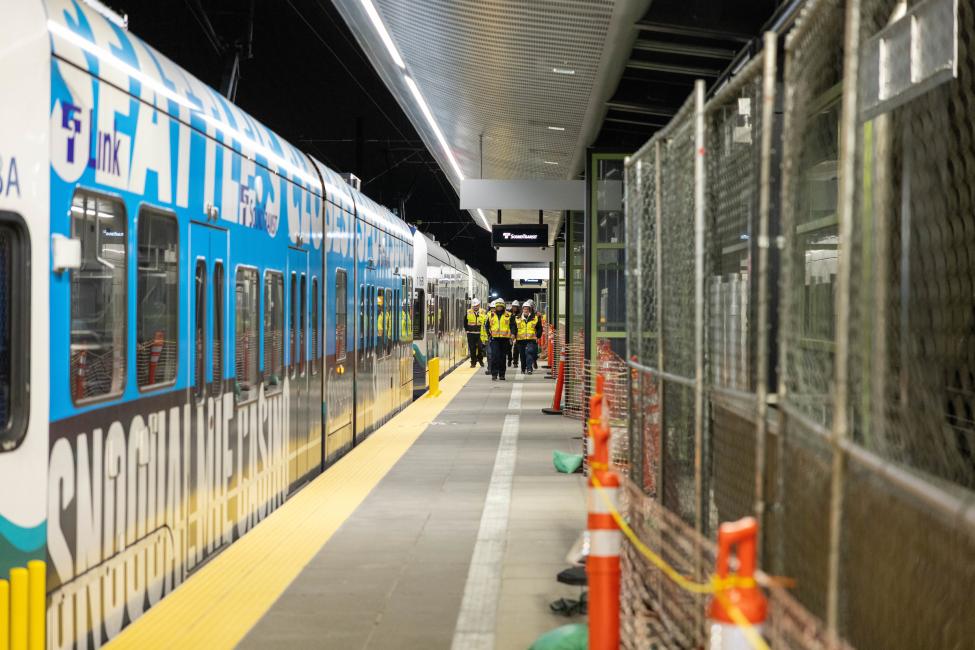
[0,2,487,647]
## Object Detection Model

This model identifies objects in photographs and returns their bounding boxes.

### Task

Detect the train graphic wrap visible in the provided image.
[0,1,487,647]
[44,1,323,645]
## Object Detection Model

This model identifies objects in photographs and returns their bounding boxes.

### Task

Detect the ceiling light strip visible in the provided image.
[404,75,465,181]
[360,0,405,68]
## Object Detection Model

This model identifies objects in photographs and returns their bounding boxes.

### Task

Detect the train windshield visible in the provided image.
[0,226,10,431]
[0,215,27,451]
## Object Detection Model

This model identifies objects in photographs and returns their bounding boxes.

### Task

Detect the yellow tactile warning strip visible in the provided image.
[108,365,478,649]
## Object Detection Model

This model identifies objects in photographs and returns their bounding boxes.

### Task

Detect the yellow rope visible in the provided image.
[589,472,771,650]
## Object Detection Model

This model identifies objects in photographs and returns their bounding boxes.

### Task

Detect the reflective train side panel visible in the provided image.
[41,1,325,646]
[0,0,51,583]
[411,231,476,395]
[349,193,413,442]
[316,160,356,462]
[0,2,479,648]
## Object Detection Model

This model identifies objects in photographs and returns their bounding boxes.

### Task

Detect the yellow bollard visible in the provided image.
[1,578,9,650]
[27,562,44,650]
[427,357,442,397]
[10,568,27,650]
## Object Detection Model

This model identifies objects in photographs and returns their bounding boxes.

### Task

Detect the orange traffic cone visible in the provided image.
[586,393,620,650]
[708,517,767,649]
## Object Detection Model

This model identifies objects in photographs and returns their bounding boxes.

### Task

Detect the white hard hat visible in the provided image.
[492,299,504,307]
[511,300,521,307]
[472,298,481,307]
[524,299,534,307]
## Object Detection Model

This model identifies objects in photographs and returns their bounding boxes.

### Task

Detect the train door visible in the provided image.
[325,267,352,461]
[287,247,310,489]
[189,223,228,399]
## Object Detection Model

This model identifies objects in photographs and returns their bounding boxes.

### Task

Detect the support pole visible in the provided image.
[543,352,565,414]
[426,357,442,398]
[10,568,27,650]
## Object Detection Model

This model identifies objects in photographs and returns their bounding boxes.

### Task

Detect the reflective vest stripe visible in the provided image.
[488,312,511,337]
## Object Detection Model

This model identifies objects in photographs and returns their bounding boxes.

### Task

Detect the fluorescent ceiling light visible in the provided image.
[547,126,565,131]
[552,67,575,75]
[360,0,405,68]
[404,75,465,181]
[543,161,559,165]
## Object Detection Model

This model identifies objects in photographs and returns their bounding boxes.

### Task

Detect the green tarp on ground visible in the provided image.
[553,450,584,474]
[530,623,588,650]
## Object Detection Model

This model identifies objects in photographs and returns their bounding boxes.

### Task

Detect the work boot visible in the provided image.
[492,376,498,381]
[479,358,484,367]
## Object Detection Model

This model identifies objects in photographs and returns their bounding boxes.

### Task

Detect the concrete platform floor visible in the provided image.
[240,368,586,650]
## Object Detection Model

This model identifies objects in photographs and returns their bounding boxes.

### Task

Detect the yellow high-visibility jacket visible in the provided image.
[487,311,513,338]
[516,314,540,341]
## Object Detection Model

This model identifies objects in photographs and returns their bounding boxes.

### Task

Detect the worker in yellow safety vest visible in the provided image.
[480,303,492,375]
[515,299,543,374]
[400,299,410,341]
[507,300,520,367]
[486,298,513,381]
[465,298,487,368]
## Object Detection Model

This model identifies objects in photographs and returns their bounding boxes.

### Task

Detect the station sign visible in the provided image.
[491,223,548,247]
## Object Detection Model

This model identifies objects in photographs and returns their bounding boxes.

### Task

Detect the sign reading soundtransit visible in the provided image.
[491,223,548,247]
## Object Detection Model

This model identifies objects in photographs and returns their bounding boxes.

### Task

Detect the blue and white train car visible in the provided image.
[411,232,488,396]
[0,1,479,647]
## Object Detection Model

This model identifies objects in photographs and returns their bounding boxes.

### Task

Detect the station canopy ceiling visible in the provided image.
[331,0,655,241]
[331,0,780,242]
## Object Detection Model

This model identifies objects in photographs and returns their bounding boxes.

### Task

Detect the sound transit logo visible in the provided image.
[502,231,539,241]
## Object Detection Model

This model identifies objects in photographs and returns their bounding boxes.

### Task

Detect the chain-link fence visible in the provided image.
[620,0,975,647]
[563,333,588,420]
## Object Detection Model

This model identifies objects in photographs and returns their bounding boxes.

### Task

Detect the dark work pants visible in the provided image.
[490,338,511,378]
[524,340,538,371]
[466,333,483,365]
[515,341,528,371]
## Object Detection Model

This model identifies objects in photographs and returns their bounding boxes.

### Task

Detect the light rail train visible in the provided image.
[0,1,486,647]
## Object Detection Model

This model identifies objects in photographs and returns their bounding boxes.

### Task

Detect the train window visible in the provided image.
[213,262,224,396]
[70,191,127,403]
[368,286,375,351]
[412,288,425,341]
[393,288,400,343]
[136,208,178,390]
[0,215,28,452]
[193,260,206,399]
[359,285,365,350]
[385,289,393,354]
[300,274,307,375]
[264,271,284,391]
[311,276,319,374]
[378,289,385,354]
[336,271,348,363]
[289,272,297,378]
[235,267,259,402]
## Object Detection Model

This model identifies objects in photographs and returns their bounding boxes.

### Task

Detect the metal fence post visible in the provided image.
[693,79,707,534]
[826,0,862,637]
[754,31,778,563]
[654,139,666,505]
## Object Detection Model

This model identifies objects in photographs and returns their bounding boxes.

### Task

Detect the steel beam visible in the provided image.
[632,39,736,59]
[625,59,722,77]
[636,20,752,44]
[605,99,676,117]
[604,116,667,129]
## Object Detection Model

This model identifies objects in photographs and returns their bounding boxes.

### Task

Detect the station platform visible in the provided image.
[108,365,586,650]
